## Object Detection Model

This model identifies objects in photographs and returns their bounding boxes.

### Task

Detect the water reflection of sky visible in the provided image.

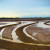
[0,0,50,17]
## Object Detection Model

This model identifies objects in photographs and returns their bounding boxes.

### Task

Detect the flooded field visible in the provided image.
[0,20,50,43]
[0,19,50,50]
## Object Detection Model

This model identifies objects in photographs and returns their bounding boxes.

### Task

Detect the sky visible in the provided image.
[0,0,50,18]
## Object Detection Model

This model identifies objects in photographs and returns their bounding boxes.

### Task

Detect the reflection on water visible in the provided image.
[0,28,5,38]
[36,22,50,28]
[0,21,50,43]
[0,21,36,42]
[0,22,18,27]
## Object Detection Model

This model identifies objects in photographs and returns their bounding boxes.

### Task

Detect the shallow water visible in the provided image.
[0,21,36,42]
[36,22,50,28]
[0,21,50,43]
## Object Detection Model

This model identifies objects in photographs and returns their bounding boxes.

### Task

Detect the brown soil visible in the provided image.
[2,25,17,40]
[2,22,21,39]
[26,25,50,44]
[15,23,39,43]
[0,19,50,49]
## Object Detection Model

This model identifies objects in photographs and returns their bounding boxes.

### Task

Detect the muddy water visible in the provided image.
[15,22,38,43]
[0,21,37,43]
[25,21,50,44]
[2,25,17,40]
[0,21,50,44]
[0,22,20,39]
[12,21,37,42]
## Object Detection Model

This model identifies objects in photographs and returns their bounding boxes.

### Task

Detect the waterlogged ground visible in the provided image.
[0,20,50,43]
[0,20,50,49]
[0,21,36,42]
